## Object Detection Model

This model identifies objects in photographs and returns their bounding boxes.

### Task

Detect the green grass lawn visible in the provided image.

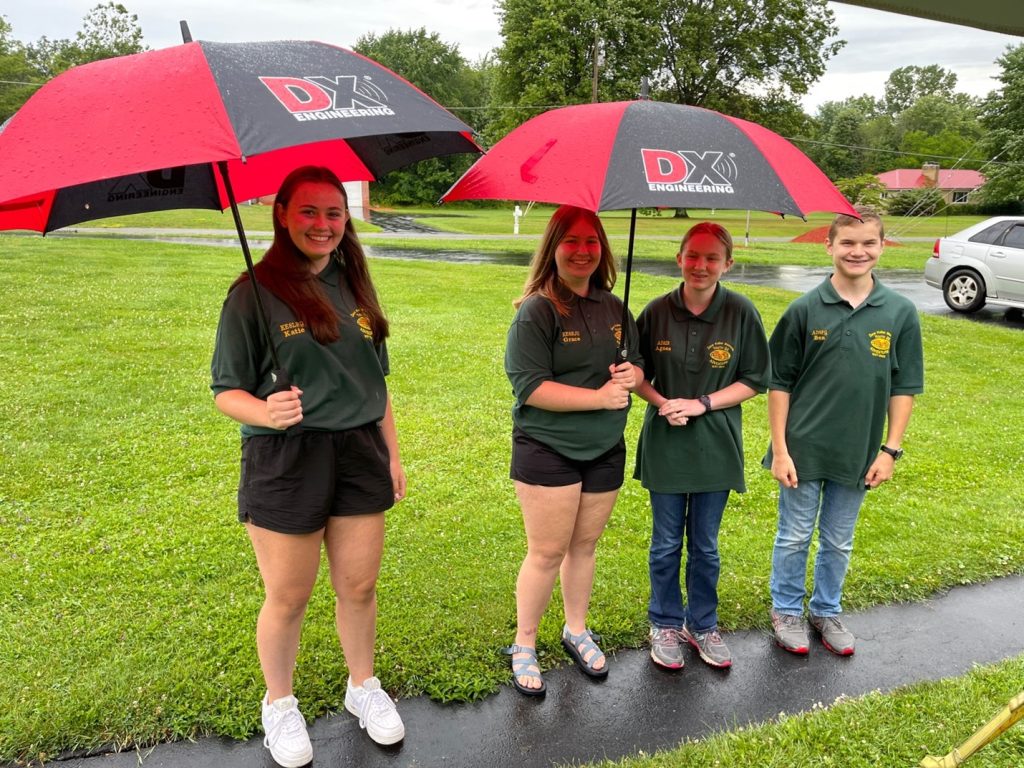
[0,235,1022,763]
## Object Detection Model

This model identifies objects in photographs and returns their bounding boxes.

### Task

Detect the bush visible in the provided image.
[885,187,944,216]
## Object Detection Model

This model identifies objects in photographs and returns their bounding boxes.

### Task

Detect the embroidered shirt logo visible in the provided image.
[655,339,672,353]
[811,329,829,342]
[561,330,582,344]
[351,309,373,340]
[868,330,892,358]
[611,323,622,346]
[280,320,306,338]
[707,341,734,368]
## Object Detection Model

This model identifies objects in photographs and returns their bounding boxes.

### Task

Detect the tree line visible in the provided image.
[2,1,1022,211]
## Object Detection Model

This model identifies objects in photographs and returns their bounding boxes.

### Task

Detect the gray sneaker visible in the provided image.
[680,624,732,668]
[810,614,856,656]
[649,626,685,669]
[770,610,810,655]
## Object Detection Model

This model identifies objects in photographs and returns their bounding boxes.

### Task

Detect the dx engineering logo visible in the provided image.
[641,149,738,195]
[260,75,395,122]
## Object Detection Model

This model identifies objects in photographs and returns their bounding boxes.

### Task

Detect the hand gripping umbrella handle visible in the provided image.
[270,368,303,437]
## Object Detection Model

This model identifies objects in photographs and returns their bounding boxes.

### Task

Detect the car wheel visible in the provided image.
[943,269,986,313]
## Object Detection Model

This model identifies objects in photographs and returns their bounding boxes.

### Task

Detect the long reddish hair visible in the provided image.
[233,166,389,344]
[514,205,616,317]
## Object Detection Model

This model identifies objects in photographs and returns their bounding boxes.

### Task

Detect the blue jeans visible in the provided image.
[769,479,867,618]
[648,490,730,633]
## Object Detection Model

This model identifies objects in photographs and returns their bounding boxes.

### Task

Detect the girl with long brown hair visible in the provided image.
[211,166,404,766]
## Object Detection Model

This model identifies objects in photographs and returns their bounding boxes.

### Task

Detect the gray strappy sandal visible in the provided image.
[561,626,609,679]
[504,644,546,697]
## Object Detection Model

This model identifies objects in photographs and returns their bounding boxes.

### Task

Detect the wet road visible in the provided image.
[49,575,1024,768]
[367,245,1024,327]
[37,229,1024,327]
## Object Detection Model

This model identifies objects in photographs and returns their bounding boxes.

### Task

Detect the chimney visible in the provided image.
[922,162,939,185]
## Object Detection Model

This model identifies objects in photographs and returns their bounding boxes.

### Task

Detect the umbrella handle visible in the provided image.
[271,367,304,437]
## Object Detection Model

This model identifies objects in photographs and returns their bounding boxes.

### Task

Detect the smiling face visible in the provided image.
[827,219,883,281]
[276,181,348,270]
[554,216,602,293]
[678,231,732,291]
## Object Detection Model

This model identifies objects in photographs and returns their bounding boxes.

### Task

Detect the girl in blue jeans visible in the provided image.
[634,223,769,669]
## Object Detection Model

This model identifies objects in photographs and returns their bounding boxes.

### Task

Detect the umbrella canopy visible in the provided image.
[0,39,479,232]
[444,100,854,218]
[443,100,855,361]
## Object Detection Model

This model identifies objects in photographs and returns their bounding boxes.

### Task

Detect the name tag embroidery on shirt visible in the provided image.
[280,320,306,338]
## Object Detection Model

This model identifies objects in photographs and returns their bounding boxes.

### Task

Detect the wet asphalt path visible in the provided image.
[47,575,1024,768]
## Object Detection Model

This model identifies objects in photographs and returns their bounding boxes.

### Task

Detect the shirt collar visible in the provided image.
[317,254,341,287]
[816,275,887,307]
[669,282,727,321]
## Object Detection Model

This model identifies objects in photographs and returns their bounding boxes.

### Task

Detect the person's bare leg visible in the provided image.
[560,490,617,671]
[246,523,324,700]
[324,513,385,685]
[511,481,581,689]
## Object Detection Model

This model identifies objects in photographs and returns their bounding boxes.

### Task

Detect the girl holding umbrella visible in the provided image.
[504,204,644,695]
[634,222,769,670]
[211,166,405,766]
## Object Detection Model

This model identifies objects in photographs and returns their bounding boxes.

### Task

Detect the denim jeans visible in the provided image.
[769,479,867,618]
[648,490,730,633]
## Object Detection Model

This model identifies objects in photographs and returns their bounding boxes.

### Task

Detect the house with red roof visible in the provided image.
[876,162,985,205]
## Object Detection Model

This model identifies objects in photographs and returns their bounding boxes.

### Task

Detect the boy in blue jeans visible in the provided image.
[763,208,923,656]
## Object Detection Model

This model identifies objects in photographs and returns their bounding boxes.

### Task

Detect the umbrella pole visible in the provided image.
[215,161,292,392]
[617,207,637,364]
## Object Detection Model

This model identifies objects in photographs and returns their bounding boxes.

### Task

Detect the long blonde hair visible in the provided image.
[514,205,616,317]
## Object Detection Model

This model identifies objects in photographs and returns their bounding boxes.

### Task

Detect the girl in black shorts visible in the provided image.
[503,205,644,695]
[211,166,405,766]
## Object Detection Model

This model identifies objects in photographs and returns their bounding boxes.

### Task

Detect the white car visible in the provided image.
[925,216,1024,313]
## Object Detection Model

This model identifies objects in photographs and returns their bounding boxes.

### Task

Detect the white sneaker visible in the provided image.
[344,676,405,745]
[261,693,313,767]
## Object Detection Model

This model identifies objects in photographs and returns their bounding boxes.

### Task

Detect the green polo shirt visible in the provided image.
[210,257,389,438]
[762,276,924,486]
[505,288,642,461]
[633,283,770,493]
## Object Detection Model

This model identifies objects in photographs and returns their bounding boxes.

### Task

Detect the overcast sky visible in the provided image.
[3,1,1019,113]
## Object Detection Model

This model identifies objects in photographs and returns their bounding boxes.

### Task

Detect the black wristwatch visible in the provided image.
[879,445,904,460]
[698,395,712,414]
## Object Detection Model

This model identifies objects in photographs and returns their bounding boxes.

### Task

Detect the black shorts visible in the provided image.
[509,427,626,493]
[238,422,394,534]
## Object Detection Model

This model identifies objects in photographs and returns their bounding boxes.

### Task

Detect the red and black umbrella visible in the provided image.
[0,37,479,384]
[443,99,856,358]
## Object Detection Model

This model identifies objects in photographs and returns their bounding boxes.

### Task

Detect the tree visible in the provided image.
[489,0,658,138]
[490,0,839,139]
[354,28,488,204]
[884,65,958,115]
[650,0,841,109]
[979,44,1024,205]
[834,173,887,209]
[0,16,41,124]
[26,2,144,79]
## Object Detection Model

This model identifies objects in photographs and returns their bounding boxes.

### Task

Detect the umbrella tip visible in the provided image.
[179,20,193,43]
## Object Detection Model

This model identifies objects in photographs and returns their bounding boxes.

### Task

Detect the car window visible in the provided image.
[1001,225,1024,250]
[969,222,1016,245]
